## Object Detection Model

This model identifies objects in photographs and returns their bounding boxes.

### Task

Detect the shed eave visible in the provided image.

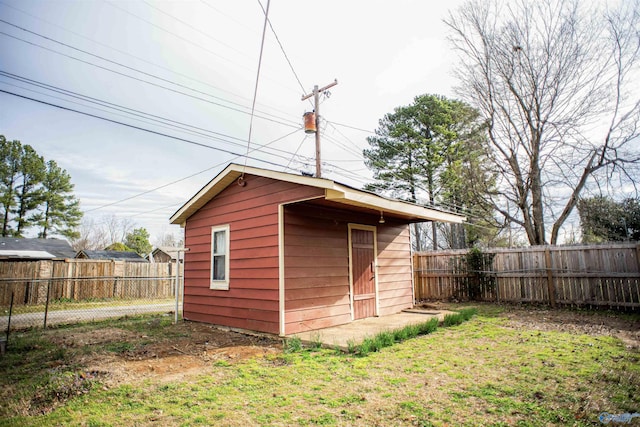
[170,164,335,225]
[170,163,466,225]
[324,187,465,223]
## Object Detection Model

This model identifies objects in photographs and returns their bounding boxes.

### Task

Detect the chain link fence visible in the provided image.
[1,275,183,332]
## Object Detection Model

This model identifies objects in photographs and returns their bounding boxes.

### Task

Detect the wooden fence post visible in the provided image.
[544,248,556,308]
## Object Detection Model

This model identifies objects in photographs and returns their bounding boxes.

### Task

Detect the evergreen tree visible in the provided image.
[364,94,497,249]
[13,145,46,236]
[124,227,152,256]
[578,197,640,242]
[34,160,82,239]
[0,136,23,236]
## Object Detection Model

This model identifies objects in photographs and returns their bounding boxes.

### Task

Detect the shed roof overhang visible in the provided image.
[170,163,465,226]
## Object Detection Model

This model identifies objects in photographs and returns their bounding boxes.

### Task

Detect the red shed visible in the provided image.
[170,164,464,336]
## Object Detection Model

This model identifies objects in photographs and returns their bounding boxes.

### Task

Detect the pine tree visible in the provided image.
[13,145,46,236]
[0,136,23,236]
[364,94,497,249]
[34,160,82,239]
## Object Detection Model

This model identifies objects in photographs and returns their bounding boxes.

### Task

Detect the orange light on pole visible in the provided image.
[303,111,317,134]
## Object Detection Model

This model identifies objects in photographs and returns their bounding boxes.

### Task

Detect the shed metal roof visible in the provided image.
[170,163,466,226]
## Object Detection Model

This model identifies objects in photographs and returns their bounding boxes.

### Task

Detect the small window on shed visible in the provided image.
[210,225,230,290]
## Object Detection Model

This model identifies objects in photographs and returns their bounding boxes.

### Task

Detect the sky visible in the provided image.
[0,0,466,244]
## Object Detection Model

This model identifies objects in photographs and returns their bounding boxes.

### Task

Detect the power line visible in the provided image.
[130,202,183,218]
[285,134,311,171]
[142,0,252,61]
[0,79,246,146]
[0,71,303,162]
[0,30,297,129]
[0,21,300,128]
[0,89,298,169]
[327,120,375,134]
[104,0,301,96]
[243,0,271,172]
[322,132,364,159]
[0,92,479,223]
[200,0,257,34]
[104,0,252,74]
[256,0,311,107]
[4,85,473,222]
[0,0,293,117]
[0,80,307,171]
[83,128,301,213]
[325,120,368,156]
[0,11,373,153]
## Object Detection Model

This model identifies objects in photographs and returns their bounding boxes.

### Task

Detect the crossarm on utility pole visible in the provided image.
[301,79,338,101]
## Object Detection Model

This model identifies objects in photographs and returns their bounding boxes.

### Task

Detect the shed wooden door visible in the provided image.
[350,227,376,320]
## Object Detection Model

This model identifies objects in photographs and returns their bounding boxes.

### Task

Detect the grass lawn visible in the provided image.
[0,304,638,426]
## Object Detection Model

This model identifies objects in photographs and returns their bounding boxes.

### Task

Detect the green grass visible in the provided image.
[1,306,638,426]
[354,308,475,355]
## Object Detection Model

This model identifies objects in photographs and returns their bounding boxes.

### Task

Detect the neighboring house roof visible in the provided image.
[76,250,148,262]
[170,163,466,225]
[0,238,76,260]
[149,246,183,261]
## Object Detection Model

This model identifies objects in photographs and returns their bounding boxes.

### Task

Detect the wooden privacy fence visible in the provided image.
[413,243,640,310]
[0,259,180,306]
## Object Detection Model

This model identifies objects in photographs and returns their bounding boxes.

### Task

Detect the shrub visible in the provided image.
[417,317,439,335]
[358,337,376,355]
[443,313,464,327]
[349,309,476,355]
[375,331,395,348]
[284,337,302,353]
[393,328,409,342]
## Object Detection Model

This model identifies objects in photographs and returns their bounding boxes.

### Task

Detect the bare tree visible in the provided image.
[153,228,184,248]
[104,214,135,246]
[69,217,109,251]
[446,0,640,245]
[70,214,137,251]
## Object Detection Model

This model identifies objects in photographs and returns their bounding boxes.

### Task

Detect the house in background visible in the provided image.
[75,250,148,263]
[0,238,76,260]
[148,246,182,263]
[170,163,465,336]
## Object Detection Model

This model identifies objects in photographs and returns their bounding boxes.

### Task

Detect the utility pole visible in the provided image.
[301,79,337,178]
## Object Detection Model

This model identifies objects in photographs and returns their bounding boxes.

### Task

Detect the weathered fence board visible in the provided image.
[0,260,177,305]
[414,243,640,310]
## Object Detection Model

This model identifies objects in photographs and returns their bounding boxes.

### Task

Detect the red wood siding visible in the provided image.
[183,174,322,334]
[283,203,414,334]
[377,224,413,315]
[283,204,351,334]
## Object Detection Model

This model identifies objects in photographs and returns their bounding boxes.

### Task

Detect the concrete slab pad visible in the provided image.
[291,309,456,350]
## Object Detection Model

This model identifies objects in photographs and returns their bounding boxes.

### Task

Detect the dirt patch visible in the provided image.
[499,306,640,350]
[63,321,281,386]
[49,327,141,347]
